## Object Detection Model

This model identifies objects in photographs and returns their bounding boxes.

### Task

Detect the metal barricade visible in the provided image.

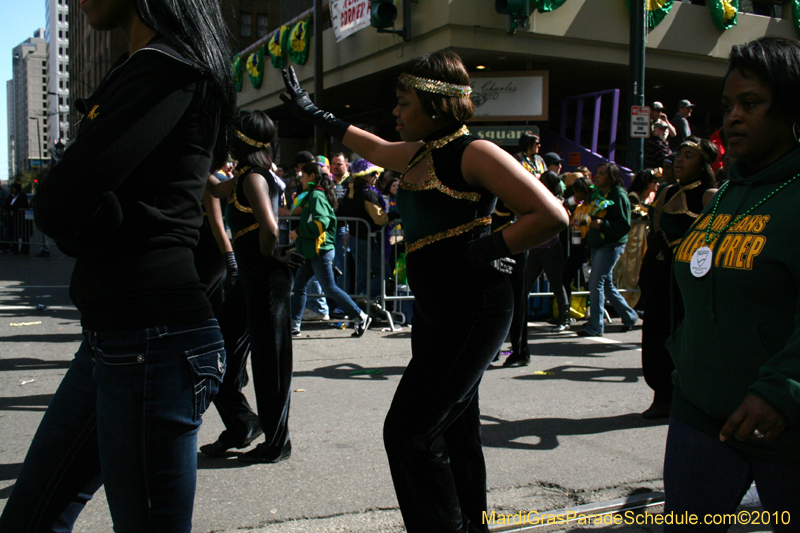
[0,208,37,254]
[279,215,647,330]
[281,216,378,318]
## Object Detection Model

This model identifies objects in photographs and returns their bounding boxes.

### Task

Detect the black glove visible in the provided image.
[272,242,306,269]
[466,231,516,274]
[280,67,350,141]
[224,251,238,292]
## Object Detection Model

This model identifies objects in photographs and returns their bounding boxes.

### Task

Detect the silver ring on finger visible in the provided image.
[754,429,766,440]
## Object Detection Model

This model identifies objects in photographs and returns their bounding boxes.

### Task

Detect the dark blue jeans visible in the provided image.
[0,319,225,532]
[664,417,800,532]
[291,249,364,330]
[585,243,638,335]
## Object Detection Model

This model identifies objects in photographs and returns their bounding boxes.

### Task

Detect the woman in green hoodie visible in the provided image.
[664,36,800,528]
[289,163,372,337]
[578,162,639,337]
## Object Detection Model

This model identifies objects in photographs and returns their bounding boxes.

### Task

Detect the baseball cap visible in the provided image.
[652,101,665,110]
[543,152,562,167]
[678,99,695,108]
[315,155,330,167]
[654,120,668,129]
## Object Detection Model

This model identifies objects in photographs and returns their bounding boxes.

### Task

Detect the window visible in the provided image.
[58,13,62,21]
[59,80,64,89]
[42,69,47,75]
[239,12,252,37]
[43,77,47,83]
[42,60,46,66]
[59,46,63,55]
[257,14,269,37]
[43,85,47,92]
[59,96,63,105]
[43,118,47,124]
[43,126,48,133]
[59,64,63,72]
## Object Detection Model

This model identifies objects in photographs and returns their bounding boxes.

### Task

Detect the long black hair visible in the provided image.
[680,136,718,188]
[133,0,236,171]
[230,110,275,169]
[301,162,338,210]
[629,169,656,196]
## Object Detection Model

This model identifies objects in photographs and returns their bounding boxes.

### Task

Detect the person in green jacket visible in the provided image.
[663,36,800,528]
[578,162,638,336]
[289,162,371,337]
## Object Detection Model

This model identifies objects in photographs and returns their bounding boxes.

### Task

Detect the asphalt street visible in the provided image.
[0,248,773,532]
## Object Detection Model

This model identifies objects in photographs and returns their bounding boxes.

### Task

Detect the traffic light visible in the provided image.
[495,0,532,33]
[371,0,398,29]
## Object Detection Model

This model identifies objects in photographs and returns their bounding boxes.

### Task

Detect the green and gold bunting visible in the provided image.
[793,0,800,38]
[268,25,290,68]
[232,55,244,92]
[289,18,310,65]
[533,0,568,12]
[625,0,673,29]
[246,45,265,88]
[711,0,738,30]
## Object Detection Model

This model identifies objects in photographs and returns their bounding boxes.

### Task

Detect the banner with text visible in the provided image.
[330,0,371,42]
[469,72,549,121]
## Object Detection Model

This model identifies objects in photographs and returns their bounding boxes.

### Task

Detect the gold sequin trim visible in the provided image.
[400,153,481,202]
[228,167,253,213]
[398,73,472,98]
[232,223,259,243]
[406,216,492,253]
[403,126,470,173]
[493,221,512,232]
[662,180,701,218]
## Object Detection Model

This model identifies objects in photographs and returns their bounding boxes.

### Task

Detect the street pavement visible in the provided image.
[0,248,772,532]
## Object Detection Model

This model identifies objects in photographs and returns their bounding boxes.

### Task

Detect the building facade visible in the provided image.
[10,30,49,175]
[46,0,70,148]
[234,0,797,169]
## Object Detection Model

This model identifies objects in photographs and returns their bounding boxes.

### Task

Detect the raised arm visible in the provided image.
[280,67,419,172]
[462,140,569,254]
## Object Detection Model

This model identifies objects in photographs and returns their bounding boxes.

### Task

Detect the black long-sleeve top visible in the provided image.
[34,36,220,330]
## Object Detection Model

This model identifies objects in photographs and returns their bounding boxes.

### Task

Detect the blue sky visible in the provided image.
[2,2,47,182]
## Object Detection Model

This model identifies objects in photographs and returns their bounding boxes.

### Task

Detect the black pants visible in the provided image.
[562,243,588,301]
[525,243,569,326]
[213,254,293,453]
[193,221,226,317]
[640,247,682,404]
[506,251,529,358]
[384,244,513,533]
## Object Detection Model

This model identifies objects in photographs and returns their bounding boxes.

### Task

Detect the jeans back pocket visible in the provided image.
[185,341,226,422]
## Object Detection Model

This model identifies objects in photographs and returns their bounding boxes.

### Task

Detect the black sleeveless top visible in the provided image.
[396,124,497,254]
[226,165,281,262]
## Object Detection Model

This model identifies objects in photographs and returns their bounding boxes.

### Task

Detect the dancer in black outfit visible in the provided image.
[281,52,567,533]
[201,110,304,463]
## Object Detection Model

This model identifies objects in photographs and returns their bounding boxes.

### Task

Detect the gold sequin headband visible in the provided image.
[680,141,712,164]
[235,130,270,149]
[398,73,472,98]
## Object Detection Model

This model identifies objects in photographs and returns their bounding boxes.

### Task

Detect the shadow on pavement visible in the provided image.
[512,365,643,384]
[293,363,406,381]
[0,394,54,412]
[1,333,83,344]
[0,358,72,371]
[481,412,666,450]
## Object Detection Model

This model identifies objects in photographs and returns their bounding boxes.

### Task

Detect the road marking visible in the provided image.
[0,285,70,289]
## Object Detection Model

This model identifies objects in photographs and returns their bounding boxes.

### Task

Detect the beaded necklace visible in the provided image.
[403,125,470,175]
[689,172,800,277]
[703,173,800,247]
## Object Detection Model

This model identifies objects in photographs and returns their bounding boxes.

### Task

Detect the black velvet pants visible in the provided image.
[384,242,513,533]
[213,253,293,454]
[640,247,683,404]
[506,251,529,358]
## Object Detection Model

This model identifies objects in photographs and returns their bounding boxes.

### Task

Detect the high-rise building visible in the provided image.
[10,29,48,175]
[46,0,70,148]
[7,79,16,179]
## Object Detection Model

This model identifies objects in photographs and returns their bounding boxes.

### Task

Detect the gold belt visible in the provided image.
[406,216,492,253]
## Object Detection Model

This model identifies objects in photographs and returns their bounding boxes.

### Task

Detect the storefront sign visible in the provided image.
[631,106,650,138]
[469,126,540,147]
[469,72,549,121]
[330,0,371,42]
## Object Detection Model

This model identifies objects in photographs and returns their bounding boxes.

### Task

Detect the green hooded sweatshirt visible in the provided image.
[585,185,631,249]
[296,188,336,260]
[668,146,800,465]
